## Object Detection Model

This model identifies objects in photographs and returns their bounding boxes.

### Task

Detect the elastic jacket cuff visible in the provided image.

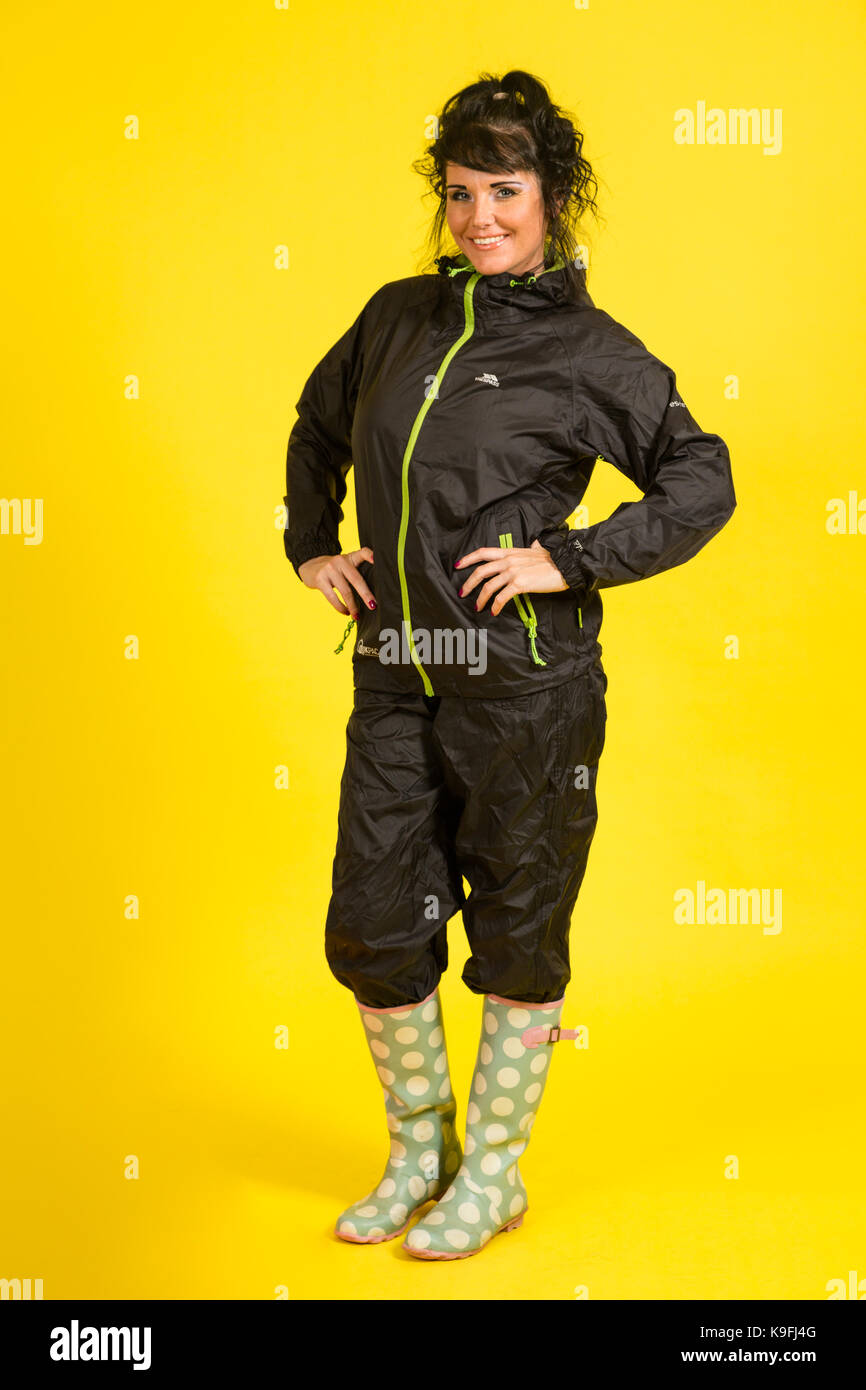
[285,525,341,581]
[537,524,591,597]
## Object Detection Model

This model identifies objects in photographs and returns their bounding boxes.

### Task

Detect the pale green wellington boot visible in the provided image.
[403,993,577,1259]
[335,987,462,1244]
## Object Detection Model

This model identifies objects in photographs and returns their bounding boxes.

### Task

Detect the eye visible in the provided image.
[445,187,520,201]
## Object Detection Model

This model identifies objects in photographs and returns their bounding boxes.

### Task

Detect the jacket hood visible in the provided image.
[434,250,575,312]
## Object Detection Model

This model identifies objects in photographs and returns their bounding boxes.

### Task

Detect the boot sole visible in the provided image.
[334,1194,448,1246]
[403,1211,526,1260]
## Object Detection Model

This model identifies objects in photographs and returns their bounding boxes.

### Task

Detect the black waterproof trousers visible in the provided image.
[324,663,608,1009]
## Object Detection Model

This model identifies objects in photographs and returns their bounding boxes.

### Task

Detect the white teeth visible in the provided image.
[472,235,507,247]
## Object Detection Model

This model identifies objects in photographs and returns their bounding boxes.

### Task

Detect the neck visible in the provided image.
[512,246,552,278]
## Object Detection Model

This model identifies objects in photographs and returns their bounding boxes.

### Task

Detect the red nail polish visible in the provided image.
[458,588,464,597]
[368,600,376,609]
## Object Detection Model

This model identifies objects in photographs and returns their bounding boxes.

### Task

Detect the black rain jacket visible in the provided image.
[283,252,736,698]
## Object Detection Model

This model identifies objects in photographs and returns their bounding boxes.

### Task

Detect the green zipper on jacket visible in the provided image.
[334,263,481,686]
[395,264,481,694]
[497,532,547,666]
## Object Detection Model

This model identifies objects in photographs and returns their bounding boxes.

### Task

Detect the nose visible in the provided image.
[471,201,499,231]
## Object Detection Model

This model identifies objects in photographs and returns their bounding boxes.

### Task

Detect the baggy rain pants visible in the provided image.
[324,664,608,1009]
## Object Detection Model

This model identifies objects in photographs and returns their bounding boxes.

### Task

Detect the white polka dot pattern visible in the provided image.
[335,988,461,1244]
[403,995,563,1259]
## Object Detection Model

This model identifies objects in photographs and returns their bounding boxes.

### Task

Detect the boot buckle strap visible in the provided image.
[521,1023,578,1048]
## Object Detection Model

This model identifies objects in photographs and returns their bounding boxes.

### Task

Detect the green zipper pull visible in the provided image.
[498,532,548,667]
[525,616,547,667]
[334,617,355,654]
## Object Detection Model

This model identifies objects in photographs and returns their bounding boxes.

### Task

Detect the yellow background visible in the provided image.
[2,0,864,1300]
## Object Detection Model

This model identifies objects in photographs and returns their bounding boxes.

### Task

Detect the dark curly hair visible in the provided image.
[412,69,604,302]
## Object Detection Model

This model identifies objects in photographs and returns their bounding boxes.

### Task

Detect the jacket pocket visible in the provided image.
[492,509,551,669]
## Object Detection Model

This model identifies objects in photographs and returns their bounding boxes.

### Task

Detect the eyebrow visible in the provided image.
[445,180,525,188]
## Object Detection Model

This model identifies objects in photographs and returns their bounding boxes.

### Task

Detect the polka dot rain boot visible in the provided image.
[335,986,462,1245]
[403,993,577,1260]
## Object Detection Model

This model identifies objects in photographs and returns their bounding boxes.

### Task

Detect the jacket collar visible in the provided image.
[434,249,572,311]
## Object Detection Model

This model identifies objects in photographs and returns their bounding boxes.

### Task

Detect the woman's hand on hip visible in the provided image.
[455,539,568,616]
[297,547,376,619]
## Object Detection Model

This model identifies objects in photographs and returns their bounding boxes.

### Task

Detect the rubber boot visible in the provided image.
[335,986,462,1244]
[402,993,577,1259]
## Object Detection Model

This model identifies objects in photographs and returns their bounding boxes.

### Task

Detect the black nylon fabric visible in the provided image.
[283,252,736,699]
[324,668,607,1008]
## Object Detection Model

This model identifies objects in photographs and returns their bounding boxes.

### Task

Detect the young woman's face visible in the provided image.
[444,163,547,277]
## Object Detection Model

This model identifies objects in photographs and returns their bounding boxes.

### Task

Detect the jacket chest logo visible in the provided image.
[474,372,500,388]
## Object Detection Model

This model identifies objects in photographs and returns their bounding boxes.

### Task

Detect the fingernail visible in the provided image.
[458,588,464,597]
[454,561,461,568]
[368,600,376,609]
[475,602,479,611]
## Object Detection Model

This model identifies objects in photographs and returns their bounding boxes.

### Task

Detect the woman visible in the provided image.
[282,70,736,1260]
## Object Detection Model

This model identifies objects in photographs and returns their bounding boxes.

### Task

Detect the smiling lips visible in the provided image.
[470,234,509,249]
